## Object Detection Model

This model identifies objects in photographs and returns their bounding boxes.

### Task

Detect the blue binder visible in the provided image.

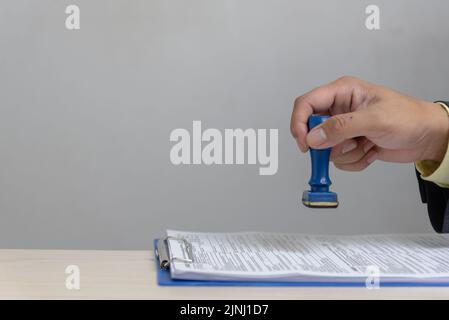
[154,239,449,287]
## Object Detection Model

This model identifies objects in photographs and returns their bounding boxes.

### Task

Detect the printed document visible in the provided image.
[166,230,449,283]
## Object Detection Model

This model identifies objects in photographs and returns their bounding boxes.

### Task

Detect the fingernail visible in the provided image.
[366,152,378,164]
[363,141,375,153]
[308,127,327,146]
[342,141,357,154]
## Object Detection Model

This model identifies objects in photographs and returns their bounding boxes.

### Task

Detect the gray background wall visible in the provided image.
[1,0,448,249]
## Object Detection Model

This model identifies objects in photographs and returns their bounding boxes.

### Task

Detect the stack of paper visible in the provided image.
[166,230,449,284]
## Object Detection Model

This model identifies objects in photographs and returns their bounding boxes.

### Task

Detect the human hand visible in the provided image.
[290,76,449,171]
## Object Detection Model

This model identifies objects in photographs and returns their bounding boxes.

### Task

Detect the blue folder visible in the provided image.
[154,239,449,287]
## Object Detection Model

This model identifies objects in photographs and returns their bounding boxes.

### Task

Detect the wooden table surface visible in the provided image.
[1,249,448,299]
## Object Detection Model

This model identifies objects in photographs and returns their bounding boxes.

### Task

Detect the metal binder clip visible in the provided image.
[156,236,194,269]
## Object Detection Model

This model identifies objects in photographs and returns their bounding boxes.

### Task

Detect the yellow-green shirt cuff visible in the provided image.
[415,102,449,188]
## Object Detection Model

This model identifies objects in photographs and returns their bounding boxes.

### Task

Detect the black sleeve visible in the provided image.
[416,169,449,233]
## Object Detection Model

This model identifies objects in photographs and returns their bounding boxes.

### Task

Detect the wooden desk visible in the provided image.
[1,249,448,299]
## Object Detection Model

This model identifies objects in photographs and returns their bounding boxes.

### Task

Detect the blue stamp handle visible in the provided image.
[308,115,332,193]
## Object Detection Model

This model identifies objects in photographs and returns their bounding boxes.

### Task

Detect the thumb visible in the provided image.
[306,111,370,148]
